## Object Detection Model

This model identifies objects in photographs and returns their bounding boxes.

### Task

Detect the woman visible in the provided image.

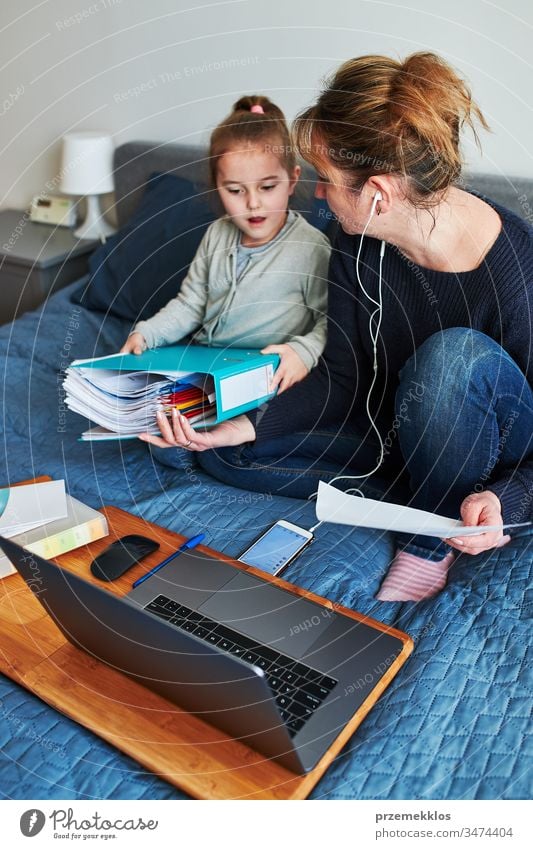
[140,52,533,601]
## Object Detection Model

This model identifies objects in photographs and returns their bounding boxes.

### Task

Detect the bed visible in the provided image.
[0,141,531,800]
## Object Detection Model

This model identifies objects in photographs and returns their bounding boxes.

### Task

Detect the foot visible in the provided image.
[376,549,456,602]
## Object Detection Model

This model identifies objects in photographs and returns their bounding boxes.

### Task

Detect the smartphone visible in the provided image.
[238,520,314,576]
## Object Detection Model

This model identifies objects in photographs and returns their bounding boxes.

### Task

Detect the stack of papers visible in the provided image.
[0,480,68,537]
[63,346,280,441]
[0,490,108,578]
[63,366,216,439]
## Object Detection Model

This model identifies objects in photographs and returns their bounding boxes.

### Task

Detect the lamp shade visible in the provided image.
[60,132,114,196]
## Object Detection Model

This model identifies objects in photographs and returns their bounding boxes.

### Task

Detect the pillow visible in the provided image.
[73,173,216,321]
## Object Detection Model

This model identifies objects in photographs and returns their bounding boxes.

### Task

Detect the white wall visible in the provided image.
[1,0,532,211]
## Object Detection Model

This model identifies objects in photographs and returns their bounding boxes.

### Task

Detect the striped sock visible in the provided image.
[376,549,456,602]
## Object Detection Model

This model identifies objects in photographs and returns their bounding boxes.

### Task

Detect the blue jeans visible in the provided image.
[394,328,533,556]
[182,329,532,560]
[155,410,408,499]
[199,428,410,502]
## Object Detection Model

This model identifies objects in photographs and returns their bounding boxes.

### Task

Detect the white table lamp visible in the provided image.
[60,132,116,240]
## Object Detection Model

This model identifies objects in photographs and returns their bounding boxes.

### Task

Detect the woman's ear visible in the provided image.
[366,176,395,213]
[288,164,301,195]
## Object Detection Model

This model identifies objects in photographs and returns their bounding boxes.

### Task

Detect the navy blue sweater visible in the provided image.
[250,197,533,523]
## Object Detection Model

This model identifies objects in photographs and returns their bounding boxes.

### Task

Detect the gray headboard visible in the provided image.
[113,140,533,229]
[113,141,320,229]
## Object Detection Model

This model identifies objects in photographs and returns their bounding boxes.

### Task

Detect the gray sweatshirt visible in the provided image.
[133,212,331,370]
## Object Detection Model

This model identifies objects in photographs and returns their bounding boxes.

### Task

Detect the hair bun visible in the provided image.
[294,50,488,203]
[232,95,282,118]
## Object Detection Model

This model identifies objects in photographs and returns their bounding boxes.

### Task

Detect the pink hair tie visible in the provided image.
[250,104,264,114]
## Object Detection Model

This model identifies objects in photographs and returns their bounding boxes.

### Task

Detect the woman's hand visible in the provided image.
[444,491,508,555]
[261,344,309,394]
[139,410,256,452]
[120,333,147,355]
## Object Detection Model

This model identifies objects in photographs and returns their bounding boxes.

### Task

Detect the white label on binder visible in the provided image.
[219,365,273,412]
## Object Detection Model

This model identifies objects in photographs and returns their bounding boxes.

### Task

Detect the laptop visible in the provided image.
[0,535,412,775]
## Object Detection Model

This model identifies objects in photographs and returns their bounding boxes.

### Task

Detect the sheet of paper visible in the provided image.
[0,480,68,537]
[71,353,127,366]
[315,481,530,538]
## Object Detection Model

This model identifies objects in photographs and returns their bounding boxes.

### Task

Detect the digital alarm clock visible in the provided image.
[30,195,77,227]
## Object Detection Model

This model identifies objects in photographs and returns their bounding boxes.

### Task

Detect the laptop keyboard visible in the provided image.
[144,593,338,737]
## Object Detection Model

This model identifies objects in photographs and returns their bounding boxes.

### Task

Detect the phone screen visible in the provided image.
[239,523,311,574]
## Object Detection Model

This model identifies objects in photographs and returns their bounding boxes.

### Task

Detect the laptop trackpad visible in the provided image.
[129,551,239,609]
[198,572,335,658]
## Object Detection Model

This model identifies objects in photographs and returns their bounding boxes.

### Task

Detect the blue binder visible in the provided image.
[72,344,280,426]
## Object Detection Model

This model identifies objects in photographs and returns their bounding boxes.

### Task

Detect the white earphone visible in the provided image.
[370,190,383,215]
[326,191,386,496]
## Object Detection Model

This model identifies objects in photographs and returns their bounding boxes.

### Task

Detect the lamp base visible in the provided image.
[74,194,116,241]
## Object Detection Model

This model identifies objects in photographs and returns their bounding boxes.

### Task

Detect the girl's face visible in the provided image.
[216,145,299,247]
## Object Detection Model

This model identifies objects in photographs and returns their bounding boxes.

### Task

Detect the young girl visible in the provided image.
[122,95,330,397]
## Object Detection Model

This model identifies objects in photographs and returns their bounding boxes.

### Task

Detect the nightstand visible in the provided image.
[0,209,99,325]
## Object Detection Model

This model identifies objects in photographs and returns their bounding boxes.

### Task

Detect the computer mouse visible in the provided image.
[90,535,160,582]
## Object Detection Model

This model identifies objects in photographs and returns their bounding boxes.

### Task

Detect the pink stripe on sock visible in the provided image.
[376,550,455,602]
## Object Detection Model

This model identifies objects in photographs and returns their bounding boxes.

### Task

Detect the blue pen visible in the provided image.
[132,533,206,588]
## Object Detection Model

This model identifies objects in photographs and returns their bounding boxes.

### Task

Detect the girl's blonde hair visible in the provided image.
[209,94,295,185]
[294,52,489,205]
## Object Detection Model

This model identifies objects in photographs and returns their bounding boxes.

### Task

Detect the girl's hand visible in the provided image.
[261,344,309,394]
[120,333,147,355]
[139,411,256,452]
[443,491,508,555]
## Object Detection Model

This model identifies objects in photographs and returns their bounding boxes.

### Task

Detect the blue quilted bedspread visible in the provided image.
[0,282,531,800]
